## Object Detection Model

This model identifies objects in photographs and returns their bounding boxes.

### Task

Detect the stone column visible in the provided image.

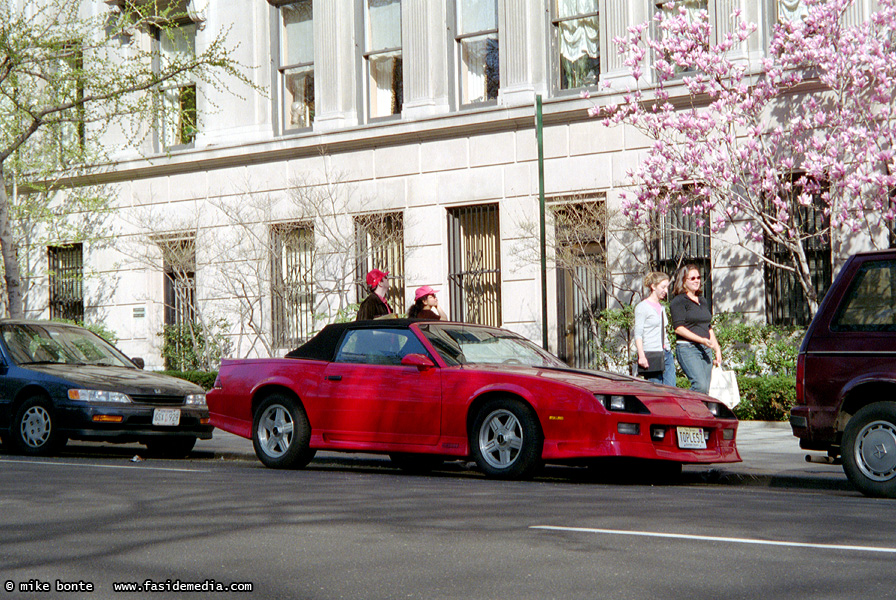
[499,0,548,107]
[402,0,451,118]
[313,0,360,131]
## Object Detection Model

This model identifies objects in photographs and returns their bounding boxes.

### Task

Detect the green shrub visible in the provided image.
[160,370,218,391]
[732,375,795,421]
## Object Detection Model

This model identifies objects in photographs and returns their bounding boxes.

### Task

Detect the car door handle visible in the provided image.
[326,375,342,381]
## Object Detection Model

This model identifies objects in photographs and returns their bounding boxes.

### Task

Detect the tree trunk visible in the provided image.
[792,242,820,317]
[0,162,24,318]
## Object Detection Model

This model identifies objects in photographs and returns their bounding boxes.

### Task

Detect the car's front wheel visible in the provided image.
[471,398,543,480]
[842,402,896,497]
[144,436,197,458]
[252,394,316,469]
[10,396,66,456]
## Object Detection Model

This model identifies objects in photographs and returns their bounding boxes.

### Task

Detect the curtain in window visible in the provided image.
[778,0,808,22]
[557,0,599,90]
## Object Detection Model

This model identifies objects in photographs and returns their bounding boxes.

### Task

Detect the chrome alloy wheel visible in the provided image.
[20,405,52,449]
[256,404,295,458]
[854,419,896,482]
[478,408,524,469]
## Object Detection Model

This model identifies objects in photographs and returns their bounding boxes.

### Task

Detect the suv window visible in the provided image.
[831,259,896,332]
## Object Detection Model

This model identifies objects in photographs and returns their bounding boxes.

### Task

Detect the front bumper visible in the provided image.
[56,402,213,443]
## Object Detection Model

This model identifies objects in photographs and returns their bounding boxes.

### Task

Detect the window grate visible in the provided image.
[448,204,501,326]
[48,244,84,322]
[272,224,314,348]
[355,212,405,311]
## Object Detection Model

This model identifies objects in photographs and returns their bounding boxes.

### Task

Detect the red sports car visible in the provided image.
[208,320,740,479]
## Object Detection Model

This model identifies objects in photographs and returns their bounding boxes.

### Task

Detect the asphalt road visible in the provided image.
[0,423,892,600]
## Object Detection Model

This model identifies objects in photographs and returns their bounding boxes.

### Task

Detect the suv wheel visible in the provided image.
[842,402,896,497]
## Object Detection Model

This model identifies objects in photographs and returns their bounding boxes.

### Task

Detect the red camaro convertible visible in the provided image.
[208,319,740,479]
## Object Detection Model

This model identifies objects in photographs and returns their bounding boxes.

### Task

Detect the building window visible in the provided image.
[456,0,499,105]
[655,0,708,75]
[448,204,501,326]
[271,224,314,348]
[765,177,832,326]
[552,199,607,368]
[159,236,196,328]
[652,195,713,308]
[365,0,402,118]
[51,45,86,163]
[355,212,405,310]
[777,0,809,22]
[279,1,314,131]
[552,0,599,91]
[156,23,198,148]
[48,244,84,322]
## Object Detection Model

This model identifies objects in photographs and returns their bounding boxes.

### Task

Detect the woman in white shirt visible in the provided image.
[634,272,676,386]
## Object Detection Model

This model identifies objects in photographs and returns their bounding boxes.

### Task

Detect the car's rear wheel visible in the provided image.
[252,394,316,469]
[842,402,896,497]
[471,398,543,480]
[10,396,66,456]
[144,436,197,458]
[389,453,445,474]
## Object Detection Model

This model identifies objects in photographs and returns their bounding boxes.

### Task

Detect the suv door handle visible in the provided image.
[326,375,342,381]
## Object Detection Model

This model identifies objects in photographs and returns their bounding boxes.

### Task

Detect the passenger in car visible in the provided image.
[408,285,448,320]
[357,269,393,320]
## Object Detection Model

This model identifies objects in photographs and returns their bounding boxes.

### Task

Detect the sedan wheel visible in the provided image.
[252,394,316,469]
[11,397,66,456]
[471,398,542,480]
[843,402,896,497]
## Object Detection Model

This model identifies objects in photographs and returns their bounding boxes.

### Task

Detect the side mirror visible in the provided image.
[131,357,145,370]
[401,353,435,370]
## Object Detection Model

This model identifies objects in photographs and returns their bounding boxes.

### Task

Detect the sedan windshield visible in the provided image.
[418,323,566,367]
[2,323,135,367]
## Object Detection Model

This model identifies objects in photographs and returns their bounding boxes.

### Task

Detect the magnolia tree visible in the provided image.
[589,0,896,315]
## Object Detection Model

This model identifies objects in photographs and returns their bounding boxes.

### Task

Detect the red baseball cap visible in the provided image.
[366,269,389,288]
[414,285,439,301]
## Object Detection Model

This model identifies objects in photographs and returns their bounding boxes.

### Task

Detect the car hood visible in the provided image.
[463,364,718,415]
[21,364,204,395]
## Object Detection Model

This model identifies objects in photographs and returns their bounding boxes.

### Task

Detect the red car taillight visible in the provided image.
[795,353,805,404]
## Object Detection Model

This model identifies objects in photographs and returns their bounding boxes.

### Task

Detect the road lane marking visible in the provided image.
[0,458,205,473]
[531,526,896,554]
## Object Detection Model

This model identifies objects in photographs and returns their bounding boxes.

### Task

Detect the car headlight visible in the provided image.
[68,389,132,403]
[185,393,207,406]
[596,394,650,414]
[702,400,736,419]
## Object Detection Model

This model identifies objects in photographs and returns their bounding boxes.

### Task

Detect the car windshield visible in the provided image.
[1,323,135,368]
[418,323,566,368]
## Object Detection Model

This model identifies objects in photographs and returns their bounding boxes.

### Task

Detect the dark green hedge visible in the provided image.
[160,370,218,391]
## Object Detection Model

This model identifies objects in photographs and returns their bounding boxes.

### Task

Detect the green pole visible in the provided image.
[536,95,548,351]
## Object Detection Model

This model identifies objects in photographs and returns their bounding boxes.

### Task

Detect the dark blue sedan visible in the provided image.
[0,320,212,457]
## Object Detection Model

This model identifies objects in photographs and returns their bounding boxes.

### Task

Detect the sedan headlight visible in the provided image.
[185,393,207,406]
[68,389,132,403]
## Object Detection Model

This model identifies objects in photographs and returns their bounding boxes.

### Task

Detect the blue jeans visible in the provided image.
[644,349,676,387]
[676,342,712,394]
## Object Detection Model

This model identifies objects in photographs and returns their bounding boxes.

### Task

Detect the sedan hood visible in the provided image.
[23,364,204,396]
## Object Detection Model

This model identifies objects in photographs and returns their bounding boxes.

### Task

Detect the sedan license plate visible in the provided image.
[677,426,706,449]
[152,408,181,427]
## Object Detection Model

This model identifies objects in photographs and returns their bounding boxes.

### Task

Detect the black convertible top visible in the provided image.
[285,319,420,361]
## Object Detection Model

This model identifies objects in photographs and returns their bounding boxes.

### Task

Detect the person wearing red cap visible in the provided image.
[408,285,448,321]
[356,269,393,320]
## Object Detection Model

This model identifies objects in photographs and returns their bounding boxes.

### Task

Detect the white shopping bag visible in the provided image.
[708,366,740,409]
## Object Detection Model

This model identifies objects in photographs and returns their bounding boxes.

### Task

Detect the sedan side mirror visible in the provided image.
[401,353,435,370]
[131,357,145,370]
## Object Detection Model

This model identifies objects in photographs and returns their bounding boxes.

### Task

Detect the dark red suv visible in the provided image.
[792,249,896,497]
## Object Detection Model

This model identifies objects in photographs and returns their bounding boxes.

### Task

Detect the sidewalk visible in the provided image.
[192,420,854,492]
